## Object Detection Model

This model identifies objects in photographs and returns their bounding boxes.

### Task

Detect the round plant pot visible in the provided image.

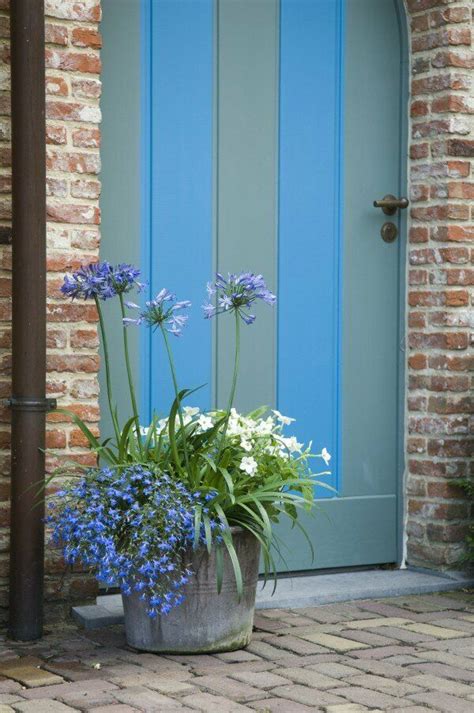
[122,527,261,653]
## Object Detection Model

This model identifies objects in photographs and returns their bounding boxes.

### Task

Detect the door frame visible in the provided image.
[135,0,410,569]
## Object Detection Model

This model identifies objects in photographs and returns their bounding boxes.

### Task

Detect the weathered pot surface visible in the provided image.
[122,527,261,653]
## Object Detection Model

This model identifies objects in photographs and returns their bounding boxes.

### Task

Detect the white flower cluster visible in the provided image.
[141,407,331,480]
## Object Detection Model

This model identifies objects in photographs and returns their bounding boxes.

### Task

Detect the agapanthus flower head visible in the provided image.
[124,288,191,337]
[61,261,143,301]
[203,272,276,324]
[110,263,144,295]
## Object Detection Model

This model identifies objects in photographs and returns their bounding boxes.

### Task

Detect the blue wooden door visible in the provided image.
[102,0,407,571]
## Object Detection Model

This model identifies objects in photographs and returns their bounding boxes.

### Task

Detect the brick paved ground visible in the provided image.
[0,590,472,712]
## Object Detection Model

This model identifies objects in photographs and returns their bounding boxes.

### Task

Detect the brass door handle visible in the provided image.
[373,194,409,215]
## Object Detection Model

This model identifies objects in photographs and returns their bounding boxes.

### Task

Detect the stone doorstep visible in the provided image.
[72,568,474,630]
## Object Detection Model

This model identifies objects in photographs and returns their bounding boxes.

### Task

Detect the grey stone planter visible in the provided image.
[122,528,261,653]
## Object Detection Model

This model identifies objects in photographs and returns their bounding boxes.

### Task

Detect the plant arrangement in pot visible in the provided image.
[49,264,332,653]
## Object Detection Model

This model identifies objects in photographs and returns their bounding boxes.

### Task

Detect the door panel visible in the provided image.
[100,0,406,572]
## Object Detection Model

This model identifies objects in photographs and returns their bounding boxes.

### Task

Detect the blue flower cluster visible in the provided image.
[123,288,191,337]
[203,272,276,324]
[61,262,143,301]
[48,465,216,617]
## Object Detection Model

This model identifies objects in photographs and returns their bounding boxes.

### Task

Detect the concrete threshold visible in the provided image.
[72,567,474,630]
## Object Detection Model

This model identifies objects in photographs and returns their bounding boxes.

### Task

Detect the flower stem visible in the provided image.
[218,310,240,455]
[95,296,121,445]
[119,293,143,454]
[160,326,191,475]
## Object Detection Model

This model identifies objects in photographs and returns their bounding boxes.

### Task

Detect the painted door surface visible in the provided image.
[102,0,406,571]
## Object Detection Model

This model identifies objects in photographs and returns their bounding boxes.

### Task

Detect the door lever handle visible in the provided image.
[373,194,409,215]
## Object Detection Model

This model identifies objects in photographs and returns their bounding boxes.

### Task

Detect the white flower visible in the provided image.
[279,436,303,453]
[240,438,253,452]
[321,447,331,466]
[183,406,200,418]
[240,456,258,477]
[272,409,295,426]
[255,417,274,435]
[197,414,213,431]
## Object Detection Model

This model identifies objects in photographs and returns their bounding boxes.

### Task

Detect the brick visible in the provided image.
[45,0,101,21]
[45,23,69,46]
[341,673,422,696]
[193,675,265,703]
[230,671,289,690]
[182,692,253,712]
[47,202,100,225]
[72,128,101,149]
[46,100,101,123]
[330,685,412,709]
[409,691,474,713]
[268,685,346,708]
[12,702,78,712]
[71,27,102,49]
[291,632,369,652]
[45,49,101,75]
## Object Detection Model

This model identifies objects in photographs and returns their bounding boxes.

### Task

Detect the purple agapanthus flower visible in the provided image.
[61,261,143,301]
[203,272,276,324]
[124,288,191,337]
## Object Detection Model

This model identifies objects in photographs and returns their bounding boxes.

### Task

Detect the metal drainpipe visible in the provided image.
[8,0,55,641]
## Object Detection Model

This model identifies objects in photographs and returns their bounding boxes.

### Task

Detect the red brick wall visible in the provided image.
[405,0,473,568]
[0,0,102,622]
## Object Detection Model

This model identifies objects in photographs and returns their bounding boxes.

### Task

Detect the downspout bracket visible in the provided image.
[7,397,57,412]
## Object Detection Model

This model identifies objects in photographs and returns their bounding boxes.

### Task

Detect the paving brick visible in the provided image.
[409,691,474,713]
[346,658,416,679]
[0,706,15,713]
[193,675,266,703]
[181,692,253,712]
[414,649,474,669]
[293,632,369,652]
[336,629,397,647]
[274,667,340,690]
[406,661,474,683]
[1,666,63,688]
[433,618,474,634]
[229,671,289,690]
[112,686,182,710]
[12,702,78,712]
[20,680,119,701]
[0,697,21,706]
[144,678,196,696]
[269,684,346,707]
[330,685,408,709]
[344,617,411,630]
[349,645,418,660]
[88,706,141,713]
[405,673,473,696]
[0,683,22,696]
[248,698,315,712]
[244,641,302,662]
[307,662,361,679]
[402,622,470,639]
[216,651,261,663]
[325,706,371,713]
[261,635,328,655]
[370,626,435,644]
[344,673,422,696]
[356,601,420,620]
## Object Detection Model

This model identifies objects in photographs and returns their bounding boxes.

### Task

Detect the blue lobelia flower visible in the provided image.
[203,272,276,324]
[61,261,144,301]
[123,288,191,337]
[47,463,217,618]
